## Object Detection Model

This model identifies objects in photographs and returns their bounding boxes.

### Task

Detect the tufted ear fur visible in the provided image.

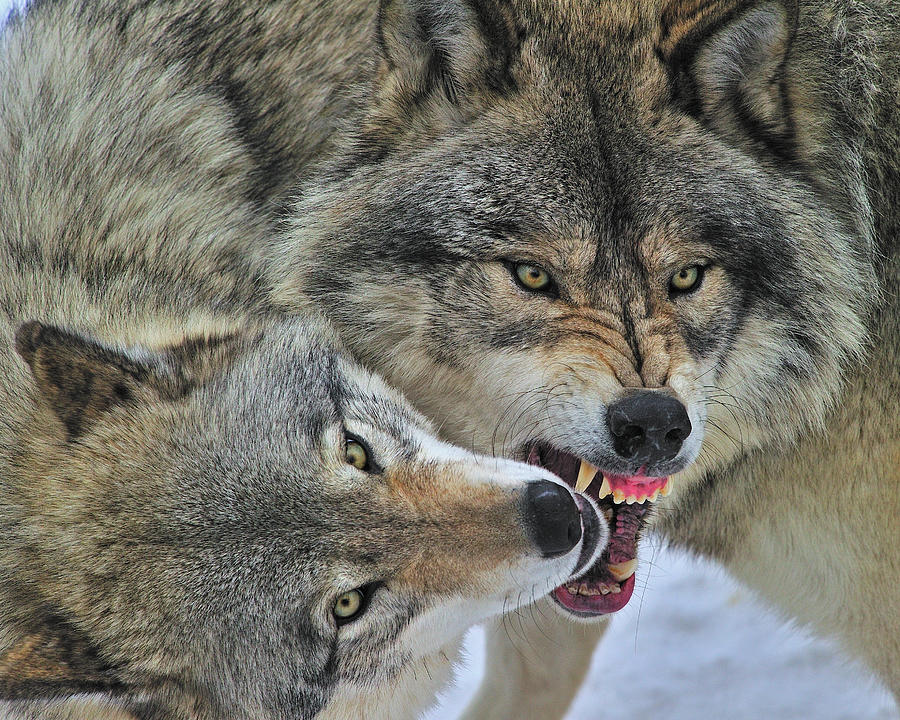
[657,0,798,154]
[375,0,521,105]
[14,321,241,440]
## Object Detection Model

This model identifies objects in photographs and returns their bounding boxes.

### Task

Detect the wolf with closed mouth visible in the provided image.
[0,5,606,718]
[257,0,898,715]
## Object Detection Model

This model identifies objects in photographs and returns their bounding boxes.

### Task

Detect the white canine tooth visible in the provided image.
[649,488,660,502]
[597,477,612,499]
[575,460,599,493]
[660,479,672,497]
[608,559,638,582]
[612,489,626,504]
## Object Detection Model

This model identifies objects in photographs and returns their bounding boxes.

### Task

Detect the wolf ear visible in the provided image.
[657,0,798,152]
[376,0,519,105]
[14,321,237,440]
[0,614,122,701]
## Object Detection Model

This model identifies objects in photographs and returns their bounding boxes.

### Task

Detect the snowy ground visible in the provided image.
[427,545,898,719]
[3,1,897,718]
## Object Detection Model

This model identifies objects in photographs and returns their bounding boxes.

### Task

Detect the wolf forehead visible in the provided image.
[204,318,433,449]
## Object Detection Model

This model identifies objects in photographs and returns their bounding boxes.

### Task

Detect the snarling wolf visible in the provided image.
[0,6,607,718]
[258,0,895,715]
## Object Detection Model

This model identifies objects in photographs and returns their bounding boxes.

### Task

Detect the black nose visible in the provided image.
[606,391,692,466]
[522,480,582,558]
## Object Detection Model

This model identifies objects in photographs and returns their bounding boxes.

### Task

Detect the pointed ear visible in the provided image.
[657,0,798,152]
[0,614,122,701]
[14,321,234,440]
[376,0,520,105]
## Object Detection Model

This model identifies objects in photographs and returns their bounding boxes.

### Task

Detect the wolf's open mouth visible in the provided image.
[525,443,668,616]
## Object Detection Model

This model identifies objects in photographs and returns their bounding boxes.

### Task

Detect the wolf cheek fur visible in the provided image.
[263,0,900,714]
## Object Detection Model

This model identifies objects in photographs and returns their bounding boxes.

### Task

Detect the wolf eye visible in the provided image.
[670,265,705,294]
[344,433,382,474]
[332,584,378,626]
[508,262,557,295]
[345,439,369,470]
[333,589,364,623]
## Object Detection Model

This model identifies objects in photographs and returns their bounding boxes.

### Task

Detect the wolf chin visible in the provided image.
[0,4,607,718]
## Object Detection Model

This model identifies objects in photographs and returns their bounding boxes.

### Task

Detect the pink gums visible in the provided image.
[604,472,668,500]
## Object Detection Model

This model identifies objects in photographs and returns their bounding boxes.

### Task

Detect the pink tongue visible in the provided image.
[552,574,636,615]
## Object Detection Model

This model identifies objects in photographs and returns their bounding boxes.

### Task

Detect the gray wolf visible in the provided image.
[255,0,900,716]
[0,5,606,718]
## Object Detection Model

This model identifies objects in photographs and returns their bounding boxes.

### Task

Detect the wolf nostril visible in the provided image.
[522,480,582,558]
[606,391,692,467]
[615,423,645,458]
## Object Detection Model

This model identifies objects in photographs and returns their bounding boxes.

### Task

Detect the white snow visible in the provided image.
[2,0,896,717]
[427,545,898,719]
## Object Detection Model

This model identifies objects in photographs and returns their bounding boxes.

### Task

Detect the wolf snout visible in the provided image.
[521,480,582,557]
[607,391,692,466]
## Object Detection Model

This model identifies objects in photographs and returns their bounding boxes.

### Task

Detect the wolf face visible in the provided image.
[0,316,604,719]
[270,0,875,615]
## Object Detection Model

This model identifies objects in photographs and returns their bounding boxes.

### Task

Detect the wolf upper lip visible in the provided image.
[570,494,604,577]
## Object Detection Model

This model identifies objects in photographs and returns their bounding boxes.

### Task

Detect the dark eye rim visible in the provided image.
[668,263,707,297]
[333,582,382,627]
[502,260,560,298]
[344,431,382,474]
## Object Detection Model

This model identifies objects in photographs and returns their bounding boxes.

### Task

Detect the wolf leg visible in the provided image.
[461,597,608,720]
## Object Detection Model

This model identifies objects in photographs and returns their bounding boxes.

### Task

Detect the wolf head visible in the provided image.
[0,316,604,718]
[270,0,875,615]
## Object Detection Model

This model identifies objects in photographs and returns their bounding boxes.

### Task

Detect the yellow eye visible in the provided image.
[333,590,364,621]
[514,263,553,292]
[670,265,704,293]
[345,440,368,470]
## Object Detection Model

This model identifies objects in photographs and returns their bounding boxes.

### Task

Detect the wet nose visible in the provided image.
[522,480,582,558]
[607,391,692,466]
